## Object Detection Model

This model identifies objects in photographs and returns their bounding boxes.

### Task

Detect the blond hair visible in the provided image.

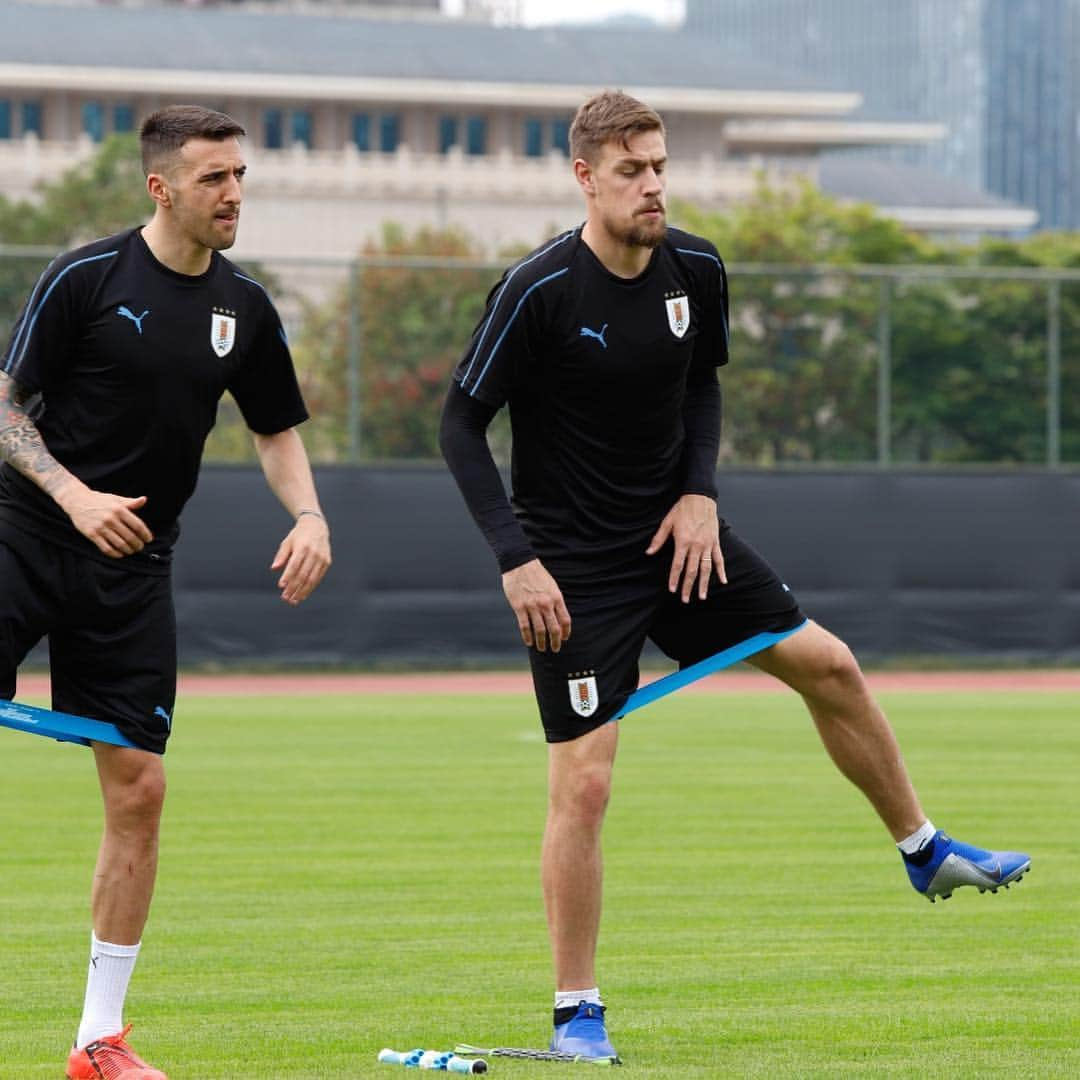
[569,90,665,164]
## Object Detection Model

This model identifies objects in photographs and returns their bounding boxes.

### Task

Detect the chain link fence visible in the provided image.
[3,247,1078,468]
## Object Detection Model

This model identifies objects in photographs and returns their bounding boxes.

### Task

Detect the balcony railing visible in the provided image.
[0,135,800,204]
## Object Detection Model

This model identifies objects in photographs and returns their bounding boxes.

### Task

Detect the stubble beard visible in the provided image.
[625,221,666,248]
[206,217,239,252]
[617,209,667,249]
[172,199,239,254]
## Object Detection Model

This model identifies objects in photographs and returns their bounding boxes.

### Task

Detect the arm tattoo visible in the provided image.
[0,371,68,496]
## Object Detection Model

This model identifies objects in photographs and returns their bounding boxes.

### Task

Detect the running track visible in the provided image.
[16,669,1080,697]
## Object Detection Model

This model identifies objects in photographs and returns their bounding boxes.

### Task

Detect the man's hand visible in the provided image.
[271,513,331,606]
[502,558,571,652]
[646,493,726,602]
[2,373,151,559]
[55,480,153,558]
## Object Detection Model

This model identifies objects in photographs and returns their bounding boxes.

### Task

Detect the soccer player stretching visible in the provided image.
[0,106,331,1078]
[440,90,1029,1061]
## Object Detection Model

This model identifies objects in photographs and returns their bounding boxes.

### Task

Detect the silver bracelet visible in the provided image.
[296,509,326,523]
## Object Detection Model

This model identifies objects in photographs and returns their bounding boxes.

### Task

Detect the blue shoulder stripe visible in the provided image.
[675,246,722,269]
[460,230,574,388]
[469,266,569,397]
[675,246,728,342]
[232,270,268,295]
[4,251,118,375]
[4,258,57,371]
[232,271,289,345]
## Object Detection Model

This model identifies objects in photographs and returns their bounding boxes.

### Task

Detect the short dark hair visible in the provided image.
[140,105,246,175]
[569,90,665,164]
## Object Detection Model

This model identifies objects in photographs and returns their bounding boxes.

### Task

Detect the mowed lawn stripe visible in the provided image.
[0,691,1074,1077]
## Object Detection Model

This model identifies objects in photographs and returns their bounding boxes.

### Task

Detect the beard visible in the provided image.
[203,215,239,252]
[171,199,239,252]
[611,207,667,249]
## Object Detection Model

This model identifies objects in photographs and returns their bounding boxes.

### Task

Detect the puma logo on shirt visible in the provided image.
[579,323,608,349]
[116,305,150,335]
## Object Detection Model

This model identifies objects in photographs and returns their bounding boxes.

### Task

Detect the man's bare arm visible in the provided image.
[0,370,71,498]
[0,370,152,557]
[253,428,331,605]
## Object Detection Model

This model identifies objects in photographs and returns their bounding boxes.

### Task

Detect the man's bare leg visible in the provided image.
[747,620,1030,901]
[747,620,924,840]
[73,745,165,1051]
[542,722,618,991]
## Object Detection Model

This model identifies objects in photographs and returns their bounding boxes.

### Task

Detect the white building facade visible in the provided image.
[1,1,1022,260]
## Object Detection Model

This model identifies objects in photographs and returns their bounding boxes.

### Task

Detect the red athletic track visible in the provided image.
[15,668,1080,697]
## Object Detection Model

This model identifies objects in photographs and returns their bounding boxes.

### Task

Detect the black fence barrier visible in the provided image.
[163,465,1080,667]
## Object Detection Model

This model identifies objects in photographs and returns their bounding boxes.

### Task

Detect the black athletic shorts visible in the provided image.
[528,523,805,742]
[0,530,176,754]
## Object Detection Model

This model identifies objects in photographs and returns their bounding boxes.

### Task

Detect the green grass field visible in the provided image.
[1,689,1076,1078]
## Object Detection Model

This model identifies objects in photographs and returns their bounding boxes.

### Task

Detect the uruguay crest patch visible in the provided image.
[211,308,237,358]
[665,293,690,339]
[568,671,599,717]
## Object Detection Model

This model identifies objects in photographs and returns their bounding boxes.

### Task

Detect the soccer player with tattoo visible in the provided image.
[440,90,1030,1061]
[0,105,331,1078]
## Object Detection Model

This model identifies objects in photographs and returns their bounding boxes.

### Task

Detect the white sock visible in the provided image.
[897,820,937,855]
[75,934,141,1048]
[555,987,603,1010]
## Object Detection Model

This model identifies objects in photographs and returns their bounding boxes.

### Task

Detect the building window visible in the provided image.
[291,110,313,149]
[439,115,458,154]
[82,102,105,143]
[113,104,135,134]
[21,101,43,136]
[352,112,399,153]
[264,108,284,149]
[0,101,10,140]
[379,114,400,153]
[465,115,487,156]
[524,117,544,157]
[352,113,370,152]
[552,117,571,157]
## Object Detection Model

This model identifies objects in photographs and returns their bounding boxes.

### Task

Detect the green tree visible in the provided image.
[289,224,498,461]
[7,142,1080,466]
[1,135,149,333]
[677,178,938,267]
[2,134,149,248]
[977,231,1080,463]
[888,275,1048,464]
[676,180,1079,465]
[675,183,937,463]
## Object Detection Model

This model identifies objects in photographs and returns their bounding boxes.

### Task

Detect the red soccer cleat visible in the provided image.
[66,1024,168,1080]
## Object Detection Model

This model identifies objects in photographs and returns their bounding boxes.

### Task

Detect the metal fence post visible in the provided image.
[347,260,362,462]
[877,276,892,467]
[1047,277,1061,469]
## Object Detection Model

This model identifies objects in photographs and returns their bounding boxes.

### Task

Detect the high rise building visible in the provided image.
[984,0,1080,229]
[687,0,1080,230]
[686,1,985,179]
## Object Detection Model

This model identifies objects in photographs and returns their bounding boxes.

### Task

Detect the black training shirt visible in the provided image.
[451,225,728,578]
[0,228,308,570]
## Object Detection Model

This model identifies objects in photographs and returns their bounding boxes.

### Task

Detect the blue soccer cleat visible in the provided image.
[903,830,1030,902]
[551,1001,620,1062]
